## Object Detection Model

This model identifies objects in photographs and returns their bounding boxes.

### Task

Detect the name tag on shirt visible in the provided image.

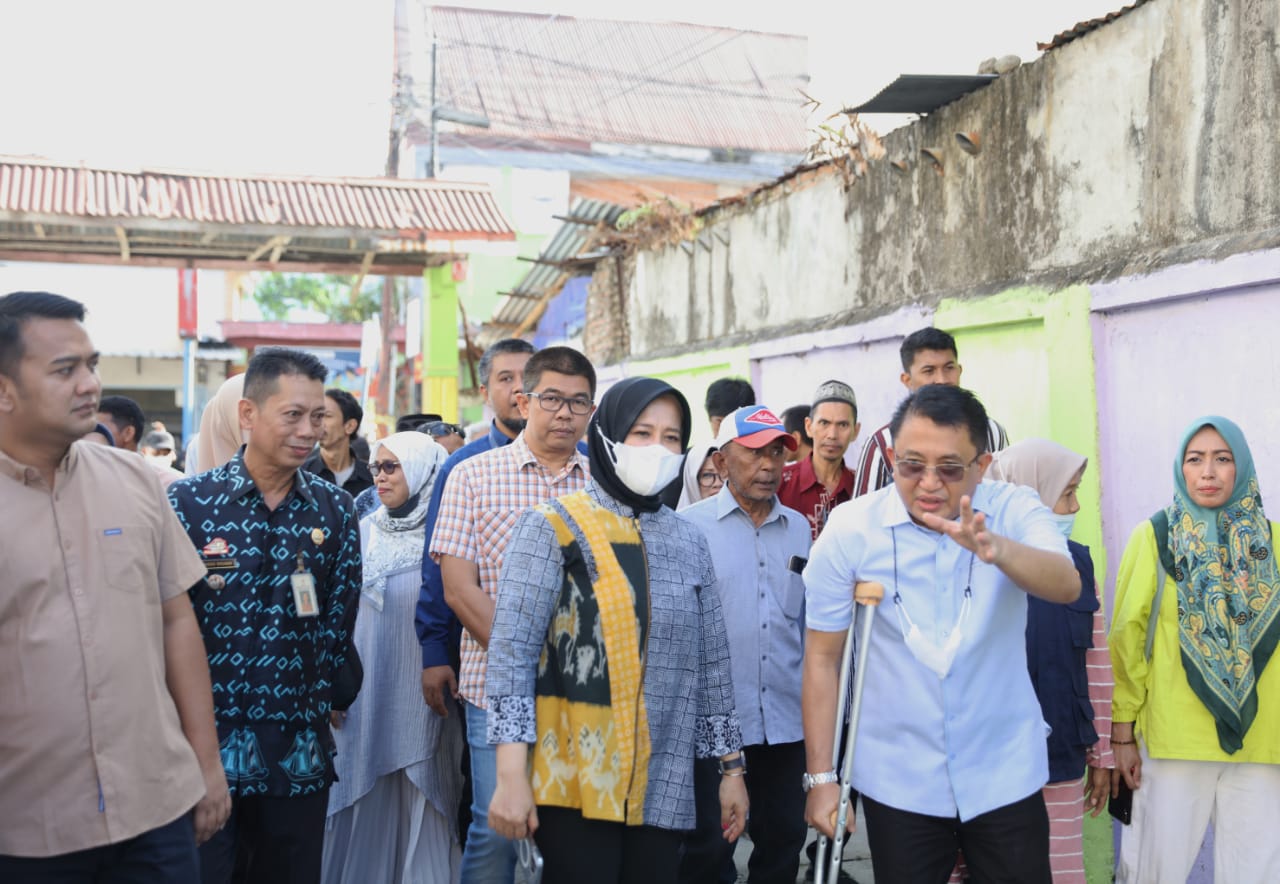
[291,571,320,618]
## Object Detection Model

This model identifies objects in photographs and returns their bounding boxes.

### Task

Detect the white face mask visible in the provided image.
[1050,512,1076,539]
[597,425,684,498]
[895,590,971,679]
[145,453,175,469]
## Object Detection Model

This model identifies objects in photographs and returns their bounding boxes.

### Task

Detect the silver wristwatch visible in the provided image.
[802,770,839,792]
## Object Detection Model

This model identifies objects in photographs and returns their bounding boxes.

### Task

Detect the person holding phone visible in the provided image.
[1109,417,1280,882]
[484,378,748,884]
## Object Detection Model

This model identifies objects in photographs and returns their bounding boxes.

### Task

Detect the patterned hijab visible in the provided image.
[1167,416,1280,753]
[361,432,446,609]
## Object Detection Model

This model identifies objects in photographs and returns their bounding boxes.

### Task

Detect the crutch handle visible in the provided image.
[853,580,884,607]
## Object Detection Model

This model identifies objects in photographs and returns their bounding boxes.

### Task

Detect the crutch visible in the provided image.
[813,581,884,884]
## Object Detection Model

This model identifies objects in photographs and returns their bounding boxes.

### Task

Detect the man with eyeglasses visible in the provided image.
[429,345,594,883]
[414,338,533,852]
[854,327,1009,497]
[801,385,1077,884]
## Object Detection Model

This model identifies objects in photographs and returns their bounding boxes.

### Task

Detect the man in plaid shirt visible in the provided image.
[430,346,595,883]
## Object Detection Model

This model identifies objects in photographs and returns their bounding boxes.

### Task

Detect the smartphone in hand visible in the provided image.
[518,837,544,884]
[1109,779,1134,826]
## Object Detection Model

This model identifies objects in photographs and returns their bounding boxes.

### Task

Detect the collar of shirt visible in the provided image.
[487,421,515,449]
[789,454,854,497]
[510,431,587,477]
[0,440,84,486]
[714,484,793,529]
[224,450,317,508]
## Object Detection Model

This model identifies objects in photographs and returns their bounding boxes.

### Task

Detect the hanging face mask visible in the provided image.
[895,589,971,679]
[1049,512,1076,539]
[596,425,684,497]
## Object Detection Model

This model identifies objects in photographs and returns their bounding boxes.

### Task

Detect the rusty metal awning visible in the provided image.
[478,198,625,347]
[846,74,998,115]
[0,157,514,275]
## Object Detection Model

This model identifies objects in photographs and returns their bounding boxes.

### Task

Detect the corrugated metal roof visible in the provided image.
[848,74,998,115]
[428,6,809,155]
[438,144,796,184]
[0,157,513,239]
[478,198,625,347]
[1037,0,1153,52]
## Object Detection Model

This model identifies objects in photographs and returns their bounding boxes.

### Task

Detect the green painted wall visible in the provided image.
[936,285,1109,884]
[627,346,751,438]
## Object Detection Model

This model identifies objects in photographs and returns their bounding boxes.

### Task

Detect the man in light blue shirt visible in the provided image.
[679,405,811,884]
[802,385,1078,884]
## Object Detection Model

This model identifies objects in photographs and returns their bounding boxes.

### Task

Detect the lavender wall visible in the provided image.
[748,307,932,467]
[1091,250,1280,883]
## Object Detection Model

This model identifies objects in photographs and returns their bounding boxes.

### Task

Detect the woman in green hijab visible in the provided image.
[1110,416,1280,883]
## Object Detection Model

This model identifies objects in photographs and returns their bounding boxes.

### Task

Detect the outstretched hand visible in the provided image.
[921,496,1001,564]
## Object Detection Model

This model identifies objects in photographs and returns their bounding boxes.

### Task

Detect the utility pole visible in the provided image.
[378,0,409,419]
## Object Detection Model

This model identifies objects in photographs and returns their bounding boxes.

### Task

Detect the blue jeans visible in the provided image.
[461,700,516,884]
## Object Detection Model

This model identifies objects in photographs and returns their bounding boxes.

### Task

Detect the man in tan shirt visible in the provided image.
[0,291,229,881]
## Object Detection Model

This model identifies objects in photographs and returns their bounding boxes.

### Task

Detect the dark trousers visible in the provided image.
[0,812,198,884]
[535,805,683,884]
[456,694,473,847]
[679,757,740,884]
[861,790,1051,884]
[681,741,808,884]
[199,790,329,884]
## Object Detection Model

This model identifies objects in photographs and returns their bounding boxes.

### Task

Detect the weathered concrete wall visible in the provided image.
[612,0,1280,361]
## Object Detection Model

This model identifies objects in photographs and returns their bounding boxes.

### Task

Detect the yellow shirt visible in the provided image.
[1110,519,1280,763]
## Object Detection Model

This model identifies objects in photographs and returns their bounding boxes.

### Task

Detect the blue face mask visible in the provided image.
[1050,512,1076,539]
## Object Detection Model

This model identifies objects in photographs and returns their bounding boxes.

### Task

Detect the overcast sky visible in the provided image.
[0,0,1121,176]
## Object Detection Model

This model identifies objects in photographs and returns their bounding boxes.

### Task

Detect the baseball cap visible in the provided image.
[142,429,176,452]
[812,379,857,413]
[714,405,798,451]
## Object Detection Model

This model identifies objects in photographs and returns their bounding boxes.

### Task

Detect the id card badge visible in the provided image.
[291,571,319,618]
[291,546,320,618]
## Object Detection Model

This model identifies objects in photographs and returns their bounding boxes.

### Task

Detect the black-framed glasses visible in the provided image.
[893,457,979,484]
[368,461,401,477]
[528,392,594,416]
[697,471,724,489]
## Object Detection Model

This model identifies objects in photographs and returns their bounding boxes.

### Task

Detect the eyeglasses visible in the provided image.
[698,471,724,488]
[893,457,979,484]
[527,392,594,416]
[368,461,401,476]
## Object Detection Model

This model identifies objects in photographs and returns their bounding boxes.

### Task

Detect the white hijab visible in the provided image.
[677,437,719,511]
[360,432,447,610]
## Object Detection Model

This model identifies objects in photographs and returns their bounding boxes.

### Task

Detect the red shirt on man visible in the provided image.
[777,455,855,540]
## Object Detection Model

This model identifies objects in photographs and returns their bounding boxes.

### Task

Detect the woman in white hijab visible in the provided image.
[322,432,462,884]
[676,438,723,510]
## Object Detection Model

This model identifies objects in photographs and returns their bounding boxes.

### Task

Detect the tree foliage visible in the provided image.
[252,273,384,323]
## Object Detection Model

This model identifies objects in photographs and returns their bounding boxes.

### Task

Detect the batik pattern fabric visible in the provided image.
[1168,474,1280,753]
[168,452,362,797]
[486,481,741,832]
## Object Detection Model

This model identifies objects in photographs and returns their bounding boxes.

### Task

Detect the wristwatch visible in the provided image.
[802,770,839,792]
[718,754,747,775]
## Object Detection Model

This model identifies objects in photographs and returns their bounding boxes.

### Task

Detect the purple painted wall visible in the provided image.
[749,308,932,468]
[1091,252,1280,883]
